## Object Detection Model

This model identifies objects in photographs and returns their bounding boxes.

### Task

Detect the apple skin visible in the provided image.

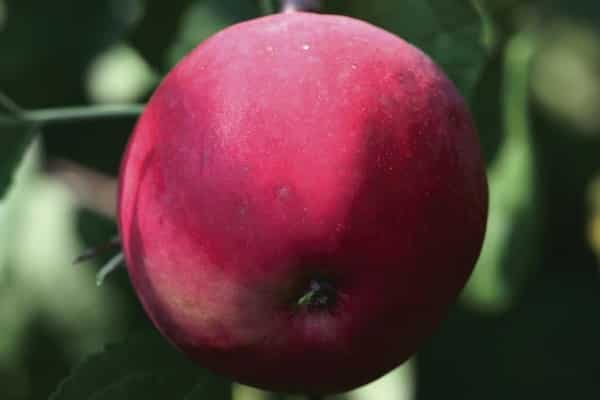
[118,12,488,395]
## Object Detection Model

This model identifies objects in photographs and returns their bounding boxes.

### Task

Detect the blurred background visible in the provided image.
[1,0,600,399]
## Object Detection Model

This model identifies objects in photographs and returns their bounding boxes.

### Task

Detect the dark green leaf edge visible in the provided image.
[49,329,232,400]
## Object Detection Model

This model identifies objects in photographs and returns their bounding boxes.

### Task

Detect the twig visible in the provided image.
[73,236,121,265]
[23,104,144,125]
[96,252,125,286]
[0,90,23,115]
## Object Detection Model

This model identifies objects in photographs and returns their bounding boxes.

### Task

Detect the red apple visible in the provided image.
[118,12,488,395]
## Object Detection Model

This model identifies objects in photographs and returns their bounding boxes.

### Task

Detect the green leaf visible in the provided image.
[0,114,36,199]
[88,374,189,400]
[478,0,526,14]
[50,328,232,400]
[462,32,541,312]
[183,375,233,400]
[87,372,232,400]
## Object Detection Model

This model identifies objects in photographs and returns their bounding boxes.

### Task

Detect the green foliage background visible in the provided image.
[1,0,600,399]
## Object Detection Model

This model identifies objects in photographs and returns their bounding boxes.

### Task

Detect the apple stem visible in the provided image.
[280,0,321,13]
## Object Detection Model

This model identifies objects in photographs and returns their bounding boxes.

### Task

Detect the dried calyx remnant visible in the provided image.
[297,278,337,311]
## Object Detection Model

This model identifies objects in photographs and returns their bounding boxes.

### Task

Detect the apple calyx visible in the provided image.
[296,278,337,312]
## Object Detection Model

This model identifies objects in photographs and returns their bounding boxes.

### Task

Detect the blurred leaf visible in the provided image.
[0,0,143,176]
[325,0,490,98]
[0,143,131,399]
[531,20,600,136]
[470,49,503,164]
[541,0,600,26]
[258,0,277,15]
[462,32,541,311]
[128,0,195,72]
[0,0,141,107]
[86,43,159,104]
[167,0,261,67]
[588,176,600,263]
[184,375,233,400]
[478,0,526,14]
[0,113,36,199]
[50,327,232,400]
[89,372,231,400]
[418,265,600,400]
[87,374,185,400]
